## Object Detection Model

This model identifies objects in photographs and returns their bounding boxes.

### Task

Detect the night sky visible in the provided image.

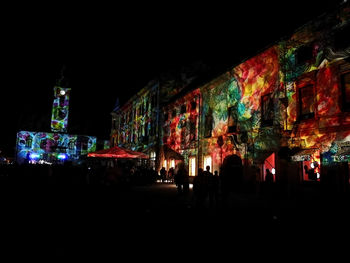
[1,1,345,157]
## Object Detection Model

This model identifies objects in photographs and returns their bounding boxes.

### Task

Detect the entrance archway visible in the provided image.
[221,154,243,193]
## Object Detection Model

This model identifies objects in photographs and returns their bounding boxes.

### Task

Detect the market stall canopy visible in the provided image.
[161,145,184,160]
[87,146,149,159]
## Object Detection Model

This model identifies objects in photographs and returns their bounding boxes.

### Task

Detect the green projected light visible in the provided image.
[51,86,71,132]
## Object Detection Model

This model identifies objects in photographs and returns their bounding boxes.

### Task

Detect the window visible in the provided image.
[170,159,175,169]
[58,96,63,107]
[25,137,32,148]
[172,109,177,118]
[189,117,196,142]
[152,94,157,108]
[68,140,75,150]
[163,160,167,171]
[164,111,169,121]
[150,151,156,161]
[227,106,237,133]
[334,24,350,51]
[189,157,196,176]
[204,155,212,172]
[342,72,350,111]
[191,101,197,111]
[204,108,213,138]
[180,104,186,114]
[295,45,313,65]
[299,85,315,120]
[128,111,132,123]
[150,121,154,136]
[261,94,274,126]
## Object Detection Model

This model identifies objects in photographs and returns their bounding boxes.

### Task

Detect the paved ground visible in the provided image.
[2,182,350,259]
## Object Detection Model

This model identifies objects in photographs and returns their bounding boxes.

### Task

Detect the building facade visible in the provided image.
[111,2,350,192]
[111,80,159,167]
[16,80,101,164]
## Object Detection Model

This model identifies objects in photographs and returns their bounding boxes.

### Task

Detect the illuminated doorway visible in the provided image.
[189,157,196,176]
[264,153,275,182]
[170,159,175,169]
[163,159,167,171]
[204,155,212,172]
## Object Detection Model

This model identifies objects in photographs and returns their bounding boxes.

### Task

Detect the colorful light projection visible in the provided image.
[160,89,200,170]
[200,47,281,172]
[51,86,71,132]
[114,86,158,152]
[162,89,200,152]
[282,14,350,167]
[16,131,96,164]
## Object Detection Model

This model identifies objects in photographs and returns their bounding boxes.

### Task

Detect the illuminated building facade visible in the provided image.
[112,3,350,191]
[16,131,96,164]
[160,88,201,174]
[51,86,71,132]
[16,76,99,164]
[111,80,159,167]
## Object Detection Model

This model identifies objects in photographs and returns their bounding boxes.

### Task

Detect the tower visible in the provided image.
[51,67,71,132]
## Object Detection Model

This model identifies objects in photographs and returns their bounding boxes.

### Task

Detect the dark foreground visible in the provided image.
[1,182,350,259]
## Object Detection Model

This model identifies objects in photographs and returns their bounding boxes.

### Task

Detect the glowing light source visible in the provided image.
[316,173,320,179]
[204,155,212,172]
[189,157,196,176]
[29,153,40,159]
[271,168,276,175]
[57,153,67,160]
[310,162,315,169]
[60,90,66,96]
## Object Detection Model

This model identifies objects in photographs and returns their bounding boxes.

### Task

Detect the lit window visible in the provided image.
[299,85,315,120]
[204,155,212,172]
[170,159,175,169]
[189,157,196,176]
[163,160,167,171]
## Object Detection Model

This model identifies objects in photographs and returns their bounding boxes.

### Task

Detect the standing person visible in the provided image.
[168,167,174,183]
[174,163,185,194]
[265,168,274,199]
[208,170,220,209]
[193,168,208,209]
[160,167,167,183]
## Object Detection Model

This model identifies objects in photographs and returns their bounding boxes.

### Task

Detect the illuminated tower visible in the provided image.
[51,67,71,132]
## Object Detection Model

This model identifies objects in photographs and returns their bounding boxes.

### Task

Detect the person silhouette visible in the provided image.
[208,169,219,209]
[265,168,274,199]
[193,168,208,209]
[160,167,167,183]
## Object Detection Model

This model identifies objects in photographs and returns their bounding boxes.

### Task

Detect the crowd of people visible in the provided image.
[0,160,158,188]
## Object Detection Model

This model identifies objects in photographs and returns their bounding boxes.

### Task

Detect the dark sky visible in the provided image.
[1,1,345,156]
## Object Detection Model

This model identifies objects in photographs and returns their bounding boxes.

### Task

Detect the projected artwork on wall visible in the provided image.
[51,86,71,132]
[200,46,281,171]
[16,131,96,164]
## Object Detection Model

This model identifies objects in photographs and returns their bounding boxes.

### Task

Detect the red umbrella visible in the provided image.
[87,146,149,159]
[122,148,149,159]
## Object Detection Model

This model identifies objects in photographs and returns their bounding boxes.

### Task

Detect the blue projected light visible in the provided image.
[29,153,40,159]
[57,153,67,160]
